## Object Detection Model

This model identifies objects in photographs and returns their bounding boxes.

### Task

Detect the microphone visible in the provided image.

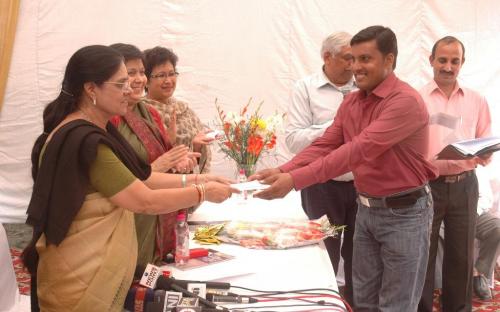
[136,264,231,290]
[150,289,183,311]
[206,294,258,304]
[136,264,230,311]
[156,277,230,291]
[145,301,165,312]
[159,279,227,310]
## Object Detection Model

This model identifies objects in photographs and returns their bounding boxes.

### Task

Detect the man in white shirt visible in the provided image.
[285,31,357,305]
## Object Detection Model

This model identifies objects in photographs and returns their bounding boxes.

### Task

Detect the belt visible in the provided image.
[358,185,430,209]
[433,170,474,184]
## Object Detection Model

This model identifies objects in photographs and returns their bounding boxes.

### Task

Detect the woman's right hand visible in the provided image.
[192,129,215,147]
[204,181,240,203]
[151,145,189,172]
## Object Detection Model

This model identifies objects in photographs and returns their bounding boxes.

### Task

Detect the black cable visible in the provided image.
[230,285,341,296]
[251,290,339,298]
[272,297,345,310]
[229,285,349,312]
[230,303,345,310]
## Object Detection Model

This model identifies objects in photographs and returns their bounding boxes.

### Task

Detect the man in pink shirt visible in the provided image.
[251,26,438,311]
[418,36,492,312]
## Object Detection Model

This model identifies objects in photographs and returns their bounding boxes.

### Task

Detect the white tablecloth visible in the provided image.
[188,190,308,223]
[163,191,346,311]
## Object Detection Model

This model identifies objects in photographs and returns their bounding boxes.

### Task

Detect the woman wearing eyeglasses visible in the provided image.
[108,43,229,269]
[23,45,237,311]
[143,46,213,174]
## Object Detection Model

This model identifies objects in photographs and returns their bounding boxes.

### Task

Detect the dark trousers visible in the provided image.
[418,173,478,312]
[301,180,357,305]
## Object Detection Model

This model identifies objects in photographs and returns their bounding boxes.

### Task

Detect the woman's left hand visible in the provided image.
[173,160,192,173]
[151,145,188,173]
[174,151,200,173]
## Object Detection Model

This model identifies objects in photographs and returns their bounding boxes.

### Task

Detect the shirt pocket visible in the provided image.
[458,116,477,139]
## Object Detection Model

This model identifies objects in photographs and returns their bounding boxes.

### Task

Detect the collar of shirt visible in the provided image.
[314,69,356,92]
[356,72,397,101]
[424,79,465,98]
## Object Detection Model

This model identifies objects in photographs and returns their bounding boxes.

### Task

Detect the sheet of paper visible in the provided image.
[230,180,270,192]
[205,130,224,140]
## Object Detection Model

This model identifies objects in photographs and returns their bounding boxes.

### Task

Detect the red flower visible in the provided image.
[215,99,281,166]
[223,122,231,134]
[266,134,277,149]
[247,135,264,156]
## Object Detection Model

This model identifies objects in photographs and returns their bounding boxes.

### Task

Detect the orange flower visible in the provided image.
[266,134,277,149]
[247,135,264,156]
[214,99,282,167]
[223,122,231,134]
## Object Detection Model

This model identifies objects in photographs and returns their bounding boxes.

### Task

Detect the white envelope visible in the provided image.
[230,181,270,192]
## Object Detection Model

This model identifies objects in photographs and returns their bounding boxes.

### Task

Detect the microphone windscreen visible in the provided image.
[134,264,146,279]
[145,301,165,312]
[124,285,155,312]
[153,289,166,306]
[155,276,175,290]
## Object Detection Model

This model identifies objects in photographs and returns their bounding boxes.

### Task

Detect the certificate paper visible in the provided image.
[230,181,270,192]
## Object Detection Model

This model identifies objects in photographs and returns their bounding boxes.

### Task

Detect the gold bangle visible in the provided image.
[181,174,187,188]
[192,184,201,203]
[200,183,206,203]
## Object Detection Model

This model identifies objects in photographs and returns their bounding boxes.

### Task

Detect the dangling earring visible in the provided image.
[92,97,97,106]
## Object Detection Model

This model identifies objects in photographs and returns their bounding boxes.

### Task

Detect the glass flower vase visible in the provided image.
[235,162,257,180]
[235,162,257,202]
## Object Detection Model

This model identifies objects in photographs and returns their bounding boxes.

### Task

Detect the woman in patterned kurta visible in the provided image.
[143,46,212,173]
[109,43,186,268]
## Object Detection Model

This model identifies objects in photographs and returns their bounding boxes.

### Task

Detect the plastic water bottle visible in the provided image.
[238,169,248,200]
[175,212,189,266]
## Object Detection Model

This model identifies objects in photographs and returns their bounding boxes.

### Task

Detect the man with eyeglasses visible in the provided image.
[284,31,357,305]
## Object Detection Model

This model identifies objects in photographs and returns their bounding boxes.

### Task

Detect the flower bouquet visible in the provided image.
[214,98,284,177]
[193,215,345,249]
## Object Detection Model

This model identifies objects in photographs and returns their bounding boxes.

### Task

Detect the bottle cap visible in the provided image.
[176,212,186,221]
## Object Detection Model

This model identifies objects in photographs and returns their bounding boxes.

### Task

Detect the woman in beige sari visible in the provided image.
[23,45,237,312]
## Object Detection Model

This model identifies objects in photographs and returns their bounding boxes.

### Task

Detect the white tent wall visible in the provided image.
[0,0,499,222]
